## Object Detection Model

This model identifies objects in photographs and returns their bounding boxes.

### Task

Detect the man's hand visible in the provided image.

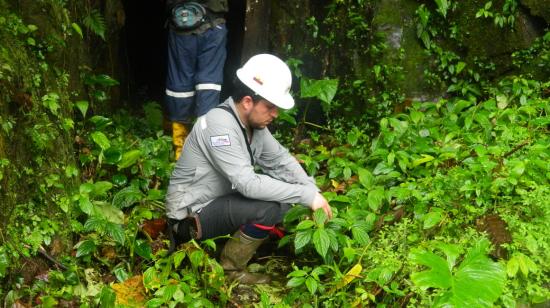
[311,192,333,220]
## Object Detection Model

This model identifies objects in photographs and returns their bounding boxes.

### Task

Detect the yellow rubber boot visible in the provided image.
[172,122,188,161]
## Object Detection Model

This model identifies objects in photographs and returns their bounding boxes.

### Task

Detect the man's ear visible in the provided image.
[241,96,254,111]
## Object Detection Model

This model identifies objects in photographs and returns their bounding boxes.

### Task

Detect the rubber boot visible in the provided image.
[172,122,188,160]
[220,230,271,284]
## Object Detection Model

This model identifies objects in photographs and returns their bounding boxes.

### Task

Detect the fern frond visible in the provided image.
[83,9,106,40]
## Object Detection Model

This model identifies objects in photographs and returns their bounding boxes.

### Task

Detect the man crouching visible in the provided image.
[165,54,332,284]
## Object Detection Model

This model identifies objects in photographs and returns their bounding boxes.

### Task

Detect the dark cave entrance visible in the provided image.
[120,0,247,108]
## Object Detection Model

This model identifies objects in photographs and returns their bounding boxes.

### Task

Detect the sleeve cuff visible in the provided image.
[301,186,318,208]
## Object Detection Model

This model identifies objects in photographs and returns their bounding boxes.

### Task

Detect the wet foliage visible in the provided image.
[0,0,549,307]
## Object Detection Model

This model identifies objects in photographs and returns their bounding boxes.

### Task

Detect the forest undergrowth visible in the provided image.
[0,0,549,307]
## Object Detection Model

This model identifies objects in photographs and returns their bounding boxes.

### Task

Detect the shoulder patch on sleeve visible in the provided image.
[210,134,231,147]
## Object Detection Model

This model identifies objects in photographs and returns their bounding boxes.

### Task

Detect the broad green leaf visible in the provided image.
[75,100,89,117]
[305,276,318,294]
[367,187,385,211]
[300,78,339,105]
[412,154,435,167]
[286,276,306,288]
[507,257,519,277]
[294,230,312,251]
[91,131,111,150]
[410,110,424,124]
[75,239,97,257]
[79,195,94,215]
[312,229,330,258]
[172,251,186,268]
[134,240,152,260]
[0,248,8,278]
[456,62,466,74]
[434,0,450,17]
[104,148,122,164]
[93,202,124,224]
[99,286,116,308]
[313,209,327,226]
[358,168,375,189]
[296,220,315,230]
[423,211,443,229]
[118,150,141,169]
[143,267,160,289]
[105,221,125,245]
[410,250,452,289]
[411,239,506,307]
[93,181,113,196]
[277,109,297,126]
[112,186,143,208]
[189,250,204,267]
[112,267,129,283]
[351,224,370,245]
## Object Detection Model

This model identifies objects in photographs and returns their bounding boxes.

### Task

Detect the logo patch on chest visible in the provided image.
[210,134,231,147]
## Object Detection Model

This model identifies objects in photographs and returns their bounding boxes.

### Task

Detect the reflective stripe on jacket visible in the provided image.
[166,97,318,220]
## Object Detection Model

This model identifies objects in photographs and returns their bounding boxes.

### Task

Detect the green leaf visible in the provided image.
[358,168,375,189]
[104,148,122,164]
[410,250,452,289]
[506,257,519,277]
[112,186,143,208]
[0,248,9,277]
[412,154,435,167]
[434,0,450,17]
[83,9,106,40]
[296,219,315,230]
[99,286,116,308]
[172,251,186,268]
[75,239,97,257]
[305,276,318,294]
[113,267,129,282]
[118,150,141,169]
[312,229,330,258]
[93,202,124,224]
[456,62,466,74]
[410,239,506,307]
[71,23,83,39]
[189,250,204,267]
[79,195,94,215]
[300,78,339,104]
[351,224,370,245]
[93,181,113,196]
[91,131,111,150]
[294,230,313,251]
[105,222,125,245]
[313,209,327,226]
[367,187,385,211]
[134,240,153,260]
[423,211,443,229]
[143,267,160,289]
[286,276,306,288]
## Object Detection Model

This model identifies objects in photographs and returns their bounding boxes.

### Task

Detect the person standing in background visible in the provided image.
[165,0,228,160]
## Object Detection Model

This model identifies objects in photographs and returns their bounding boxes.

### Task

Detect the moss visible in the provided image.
[452,1,543,75]
[521,0,550,22]
[373,0,438,98]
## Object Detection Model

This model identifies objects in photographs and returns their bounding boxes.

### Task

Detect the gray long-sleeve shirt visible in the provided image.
[165,97,318,220]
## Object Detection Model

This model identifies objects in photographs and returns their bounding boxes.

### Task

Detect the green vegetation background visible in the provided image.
[0,0,548,307]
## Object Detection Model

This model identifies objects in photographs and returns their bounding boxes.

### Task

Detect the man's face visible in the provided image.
[247,99,279,129]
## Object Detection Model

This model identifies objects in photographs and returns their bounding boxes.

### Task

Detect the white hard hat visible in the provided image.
[236,54,295,109]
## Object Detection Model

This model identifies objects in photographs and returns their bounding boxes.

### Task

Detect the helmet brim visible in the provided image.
[236,69,295,110]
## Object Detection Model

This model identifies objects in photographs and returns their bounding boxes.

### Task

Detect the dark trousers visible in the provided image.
[165,24,227,123]
[197,193,291,239]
